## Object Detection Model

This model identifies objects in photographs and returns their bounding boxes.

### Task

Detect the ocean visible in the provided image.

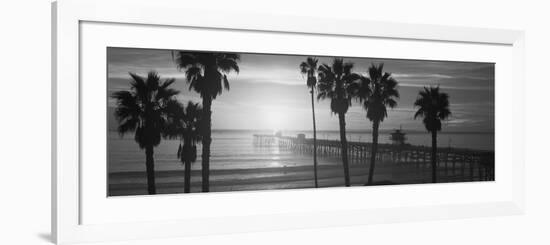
[107,130,494,195]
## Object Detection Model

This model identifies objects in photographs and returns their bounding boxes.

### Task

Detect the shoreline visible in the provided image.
[108,161,489,196]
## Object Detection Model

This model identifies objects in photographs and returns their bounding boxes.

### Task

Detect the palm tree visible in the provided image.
[111,71,180,195]
[413,86,451,183]
[317,58,360,187]
[173,51,240,192]
[167,102,202,193]
[355,64,399,185]
[300,57,319,188]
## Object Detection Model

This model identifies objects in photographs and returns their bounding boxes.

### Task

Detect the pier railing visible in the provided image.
[253,134,494,182]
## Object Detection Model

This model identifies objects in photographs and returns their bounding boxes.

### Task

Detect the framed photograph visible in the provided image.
[52,0,525,243]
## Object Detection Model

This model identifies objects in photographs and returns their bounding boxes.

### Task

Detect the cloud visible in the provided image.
[399,83,494,91]
[107,47,495,132]
[392,73,454,79]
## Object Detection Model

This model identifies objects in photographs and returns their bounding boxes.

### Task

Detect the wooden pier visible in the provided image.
[253,134,495,182]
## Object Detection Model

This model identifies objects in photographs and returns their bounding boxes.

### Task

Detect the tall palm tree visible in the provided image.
[112,71,180,195]
[167,102,202,193]
[317,58,360,187]
[300,57,319,188]
[413,86,451,183]
[355,64,399,185]
[173,51,240,192]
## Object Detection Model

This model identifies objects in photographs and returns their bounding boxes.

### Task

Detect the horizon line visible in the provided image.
[108,128,494,134]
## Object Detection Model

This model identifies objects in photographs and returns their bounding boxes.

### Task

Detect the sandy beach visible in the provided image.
[108,159,483,196]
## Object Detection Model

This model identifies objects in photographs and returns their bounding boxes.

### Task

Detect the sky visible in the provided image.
[107,47,494,133]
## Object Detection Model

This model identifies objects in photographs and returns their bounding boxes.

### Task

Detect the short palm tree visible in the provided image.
[413,86,451,183]
[300,57,319,188]
[112,71,180,195]
[167,102,202,193]
[356,64,399,185]
[317,58,360,187]
[173,51,240,192]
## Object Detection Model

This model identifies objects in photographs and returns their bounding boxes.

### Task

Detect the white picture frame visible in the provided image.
[52,0,525,244]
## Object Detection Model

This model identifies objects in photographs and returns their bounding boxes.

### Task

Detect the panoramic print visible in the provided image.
[107,47,494,196]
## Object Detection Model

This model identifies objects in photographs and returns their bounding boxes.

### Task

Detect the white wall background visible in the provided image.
[0,0,548,244]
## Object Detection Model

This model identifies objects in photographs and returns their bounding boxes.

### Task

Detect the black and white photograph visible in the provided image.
[107,47,495,196]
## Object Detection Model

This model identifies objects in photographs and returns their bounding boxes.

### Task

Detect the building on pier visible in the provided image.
[297,133,306,143]
[389,127,407,145]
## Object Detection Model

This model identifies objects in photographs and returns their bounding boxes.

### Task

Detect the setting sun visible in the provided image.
[264,107,286,131]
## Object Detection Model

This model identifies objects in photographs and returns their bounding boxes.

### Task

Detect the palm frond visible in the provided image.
[112,71,182,148]
[358,63,399,123]
[223,74,230,91]
[185,66,203,83]
[299,61,308,75]
[217,55,240,73]
[173,51,201,70]
[315,58,358,114]
[146,71,160,90]
[173,51,240,100]
[413,86,451,132]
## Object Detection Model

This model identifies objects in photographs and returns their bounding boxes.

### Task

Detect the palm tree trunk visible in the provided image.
[338,112,350,187]
[183,140,192,193]
[201,97,212,192]
[431,130,438,183]
[310,90,318,188]
[367,120,380,185]
[145,145,156,195]
[184,158,191,193]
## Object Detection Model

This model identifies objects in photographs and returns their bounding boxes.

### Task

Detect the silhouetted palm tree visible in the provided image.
[173,51,240,192]
[166,102,203,193]
[355,64,399,185]
[300,57,320,188]
[317,58,360,187]
[112,71,180,195]
[414,86,451,183]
